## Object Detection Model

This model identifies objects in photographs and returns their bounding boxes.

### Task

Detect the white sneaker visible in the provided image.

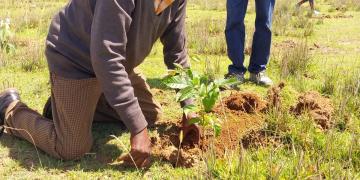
[249,71,273,87]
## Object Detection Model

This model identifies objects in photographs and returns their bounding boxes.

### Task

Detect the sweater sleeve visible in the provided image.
[90,0,147,134]
[160,0,193,107]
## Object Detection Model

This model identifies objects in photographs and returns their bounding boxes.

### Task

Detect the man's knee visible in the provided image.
[57,142,92,160]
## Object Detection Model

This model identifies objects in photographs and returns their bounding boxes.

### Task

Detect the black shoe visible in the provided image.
[43,97,52,119]
[0,88,20,137]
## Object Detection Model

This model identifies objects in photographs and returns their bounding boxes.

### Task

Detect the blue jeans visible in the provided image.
[226,0,275,74]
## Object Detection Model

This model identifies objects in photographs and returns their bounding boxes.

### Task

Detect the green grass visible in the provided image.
[0,0,360,179]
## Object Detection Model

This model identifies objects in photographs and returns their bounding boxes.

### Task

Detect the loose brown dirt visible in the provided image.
[150,92,266,167]
[134,91,333,167]
[241,129,283,149]
[151,122,202,168]
[223,92,267,114]
[291,91,334,129]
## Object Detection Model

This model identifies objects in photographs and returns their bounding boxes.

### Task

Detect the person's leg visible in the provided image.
[225,0,249,75]
[5,74,101,160]
[93,71,162,127]
[297,0,309,7]
[309,0,315,11]
[248,0,275,74]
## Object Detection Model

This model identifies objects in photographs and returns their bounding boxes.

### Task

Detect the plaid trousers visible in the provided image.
[4,72,162,160]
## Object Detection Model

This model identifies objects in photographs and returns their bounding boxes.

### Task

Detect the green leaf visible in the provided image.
[202,87,220,112]
[162,76,189,89]
[191,75,200,86]
[186,68,194,79]
[176,86,196,102]
[199,83,206,97]
[188,117,201,125]
[183,104,197,116]
[213,123,222,137]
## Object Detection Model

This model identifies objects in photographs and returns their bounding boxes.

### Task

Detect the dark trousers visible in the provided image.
[226,0,275,74]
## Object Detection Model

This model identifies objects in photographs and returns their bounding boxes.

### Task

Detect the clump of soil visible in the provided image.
[241,130,283,149]
[224,92,267,113]
[291,91,334,129]
[267,82,286,110]
[150,122,202,168]
[151,115,263,167]
[151,92,267,167]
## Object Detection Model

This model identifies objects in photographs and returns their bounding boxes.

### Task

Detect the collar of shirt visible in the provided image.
[154,0,175,15]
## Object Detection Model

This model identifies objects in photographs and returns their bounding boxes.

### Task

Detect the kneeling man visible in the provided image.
[0,0,198,168]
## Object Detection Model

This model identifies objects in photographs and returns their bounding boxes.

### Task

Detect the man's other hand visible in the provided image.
[118,128,151,169]
[182,113,201,145]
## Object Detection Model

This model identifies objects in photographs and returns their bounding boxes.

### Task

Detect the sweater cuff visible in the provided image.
[114,98,148,134]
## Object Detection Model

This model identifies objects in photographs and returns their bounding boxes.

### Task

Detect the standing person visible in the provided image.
[297,0,320,15]
[0,0,199,168]
[225,0,275,87]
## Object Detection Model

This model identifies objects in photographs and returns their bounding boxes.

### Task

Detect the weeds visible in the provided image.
[187,18,226,55]
[280,40,312,78]
[0,17,15,53]
[273,0,292,36]
[325,0,360,12]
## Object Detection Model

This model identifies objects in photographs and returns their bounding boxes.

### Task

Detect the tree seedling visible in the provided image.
[162,64,238,137]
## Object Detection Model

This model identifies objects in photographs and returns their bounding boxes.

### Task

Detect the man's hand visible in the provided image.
[182,113,201,145]
[117,128,151,169]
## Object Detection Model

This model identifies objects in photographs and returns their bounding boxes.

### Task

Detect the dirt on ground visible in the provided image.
[291,91,334,129]
[151,122,202,168]
[151,92,266,167]
[273,40,297,49]
[223,92,267,114]
[136,90,333,167]
[241,129,283,149]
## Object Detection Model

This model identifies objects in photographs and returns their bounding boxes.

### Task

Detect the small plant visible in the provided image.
[162,64,238,137]
[0,18,15,53]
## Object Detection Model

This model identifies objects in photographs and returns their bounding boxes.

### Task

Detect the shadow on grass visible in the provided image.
[0,122,141,173]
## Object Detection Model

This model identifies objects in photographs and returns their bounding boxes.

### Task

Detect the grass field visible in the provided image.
[0,0,360,179]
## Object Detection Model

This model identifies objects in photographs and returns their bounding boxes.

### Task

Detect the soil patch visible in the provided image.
[151,92,266,167]
[223,92,267,114]
[241,129,283,149]
[151,122,202,168]
[313,14,353,19]
[291,91,334,129]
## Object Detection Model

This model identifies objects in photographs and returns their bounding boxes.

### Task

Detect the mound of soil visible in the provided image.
[267,82,286,110]
[151,114,263,167]
[224,92,267,114]
[291,91,334,129]
[151,92,266,167]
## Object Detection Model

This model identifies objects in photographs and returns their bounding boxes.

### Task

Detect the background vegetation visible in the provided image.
[0,0,359,179]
